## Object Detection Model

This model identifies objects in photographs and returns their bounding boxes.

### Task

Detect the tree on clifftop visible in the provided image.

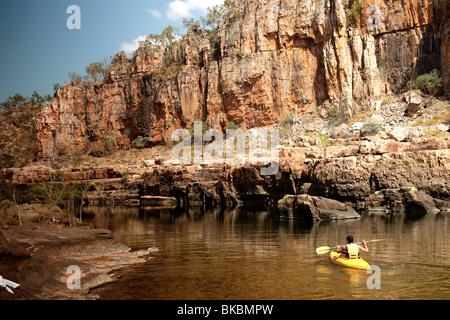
[84,56,112,82]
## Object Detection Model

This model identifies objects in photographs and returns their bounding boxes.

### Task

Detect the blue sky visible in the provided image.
[0,0,224,102]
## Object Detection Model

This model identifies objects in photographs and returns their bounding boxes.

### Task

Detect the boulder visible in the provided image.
[406,91,424,116]
[365,187,448,215]
[277,195,360,221]
[352,122,364,134]
[387,127,409,142]
[142,159,156,167]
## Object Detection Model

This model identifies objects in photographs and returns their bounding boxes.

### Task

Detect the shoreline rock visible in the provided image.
[365,187,450,216]
[0,204,155,300]
[277,195,360,221]
[1,137,449,222]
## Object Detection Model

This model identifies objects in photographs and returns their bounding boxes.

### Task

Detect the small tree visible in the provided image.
[30,171,95,225]
[76,181,95,223]
[30,90,45,104]
[206,5,224,28]
[0,91,50,111]
[317,133,331,158]
[160,25,178,46]
[85,56,112,82]
[53,83,61,94]
[182,17,200,31]
[85,62,106,82]
[68,72,83,82]
[0,93,26,111]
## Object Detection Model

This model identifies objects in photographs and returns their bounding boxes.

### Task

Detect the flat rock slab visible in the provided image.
[9,225,113,249]
[0,224,154,300]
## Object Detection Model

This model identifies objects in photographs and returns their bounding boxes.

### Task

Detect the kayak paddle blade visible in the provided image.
[316,246,331,255]
[368,239,387,243]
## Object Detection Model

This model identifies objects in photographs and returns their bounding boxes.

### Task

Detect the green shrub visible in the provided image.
[89,140,106,157]
[121,172,129,184]
[346,0,363,27]
[326,104,338,125]
[57,148,68,157]
[227,121,240,130]
[363,116,382,135]
[81,136,90,153]
[131,136,150,149]
[413,69,443,96]
[101,135,116,152]
[282,113,295,125]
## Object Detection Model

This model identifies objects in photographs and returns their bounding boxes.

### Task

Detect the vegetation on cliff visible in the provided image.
[413,69,443,97]
[346,0,363,27]
[68,56,112,84]
[0,92,50,168]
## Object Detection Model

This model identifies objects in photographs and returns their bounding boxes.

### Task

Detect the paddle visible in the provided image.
[315,239,386,255]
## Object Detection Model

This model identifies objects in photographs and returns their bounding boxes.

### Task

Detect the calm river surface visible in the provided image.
[85,206,449,300]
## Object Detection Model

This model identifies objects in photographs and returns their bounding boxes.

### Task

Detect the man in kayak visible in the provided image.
[336,235,369,259]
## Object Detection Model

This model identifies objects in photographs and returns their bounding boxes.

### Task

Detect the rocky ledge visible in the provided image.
[0,203,156,299]
[2,135,449,221]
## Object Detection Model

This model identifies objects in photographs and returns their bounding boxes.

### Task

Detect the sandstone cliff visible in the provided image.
[36,0,449,159]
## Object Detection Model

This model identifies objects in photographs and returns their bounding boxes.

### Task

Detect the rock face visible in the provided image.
[137,164,295,208]
[36,0,449,159]
[365,187,449,215]
[277,194,360,221]
[2,137,449,217]
[301,148,450,202]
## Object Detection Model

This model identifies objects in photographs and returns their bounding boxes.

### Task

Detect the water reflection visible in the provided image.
[86,206,450,300]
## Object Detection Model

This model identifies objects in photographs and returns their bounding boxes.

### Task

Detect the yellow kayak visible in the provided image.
[330,252,370,270]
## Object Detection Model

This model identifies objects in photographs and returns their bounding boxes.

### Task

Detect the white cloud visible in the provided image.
[120,36,146,55]
[166,0,224,21]
[147,9,162,19]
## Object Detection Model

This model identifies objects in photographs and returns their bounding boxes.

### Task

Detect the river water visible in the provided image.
[85,206,450,300]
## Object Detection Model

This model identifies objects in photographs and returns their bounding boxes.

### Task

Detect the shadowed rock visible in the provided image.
[277,195,360,221]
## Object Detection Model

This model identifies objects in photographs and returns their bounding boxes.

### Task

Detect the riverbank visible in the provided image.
[2,135,449,216]
[0,202,155,299]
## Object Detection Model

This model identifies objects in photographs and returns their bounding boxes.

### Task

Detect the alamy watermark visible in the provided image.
[366,265,381,289]
[367,5,382,31]
[170,122,280,176]
[67,5,81,30]
[66,265,81,290]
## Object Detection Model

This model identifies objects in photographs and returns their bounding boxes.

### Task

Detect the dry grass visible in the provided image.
[347,111,375,125]
[412,110,450,127]
[422,128,445,138]
[381,96,393,106]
